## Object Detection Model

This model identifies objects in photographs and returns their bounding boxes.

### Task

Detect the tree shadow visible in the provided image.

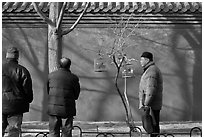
[2,27,49,121]
[174,27,201,120]
[2,12,201,121]
[62,34,138,121]
[162,14,202,120]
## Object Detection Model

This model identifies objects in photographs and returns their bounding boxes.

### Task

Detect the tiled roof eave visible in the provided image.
[2,2,202,28]
[2,2,202,14]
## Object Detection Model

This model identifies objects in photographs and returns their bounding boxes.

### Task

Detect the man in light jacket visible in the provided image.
[139,52,163,137]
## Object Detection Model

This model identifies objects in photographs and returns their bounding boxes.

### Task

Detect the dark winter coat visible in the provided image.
[2,59,33,114]
[47,68,80,118]
[139,61,163,110]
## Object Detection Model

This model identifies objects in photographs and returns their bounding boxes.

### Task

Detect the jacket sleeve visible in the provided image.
[47,80,49,95]
[138,88,144,109]
[144,76,157,106]
[47,74,50,95]
[73,76,80,100]
[22,68,33,103]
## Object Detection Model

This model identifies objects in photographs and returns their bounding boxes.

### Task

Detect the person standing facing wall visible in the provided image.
[2,47,33,137]
[138,52,163,137]
[47,57,81,137]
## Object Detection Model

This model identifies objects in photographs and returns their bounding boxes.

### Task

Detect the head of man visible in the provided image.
[6,47,19,60]
[59,57,71,70]
[140,52,153,67]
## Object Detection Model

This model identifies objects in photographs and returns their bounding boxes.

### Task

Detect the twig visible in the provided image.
[32,2,55,27]
[61,2,89,36]
[56,2,67,30]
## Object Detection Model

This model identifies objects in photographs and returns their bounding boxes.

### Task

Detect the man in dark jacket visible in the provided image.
[139,52,163,137]
[47,57,80,137]
[2,47,33,137]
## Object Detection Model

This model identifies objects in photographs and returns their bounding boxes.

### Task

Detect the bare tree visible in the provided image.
[94,13,144,129]
[33,2,142,129]
[32,2,89,72]
[109,14,141,129]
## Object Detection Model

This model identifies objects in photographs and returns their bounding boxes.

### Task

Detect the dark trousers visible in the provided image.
[2,113,23,137]
[49,115,73,137]
[150,110,160,137]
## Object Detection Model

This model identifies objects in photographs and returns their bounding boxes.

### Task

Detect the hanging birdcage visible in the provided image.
[122,63,134,78]
[94,55,107,72]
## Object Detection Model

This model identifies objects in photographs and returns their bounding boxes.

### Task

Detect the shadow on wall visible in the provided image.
[49,23,202,121]
[62,38,137,121]
[168,16,202,120]
[63,32,151,121]
[2,27,49,121]
[172,17,202,120]
[121,15,202,121]
[17,26,49,121]
[2,17,201,121]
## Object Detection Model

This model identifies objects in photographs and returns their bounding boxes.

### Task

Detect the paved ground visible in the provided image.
[18,121,202,137]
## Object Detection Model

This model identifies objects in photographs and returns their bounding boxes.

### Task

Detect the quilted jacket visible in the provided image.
[139,61,163,110]
[47,68,80,118]
[2,59,33,114]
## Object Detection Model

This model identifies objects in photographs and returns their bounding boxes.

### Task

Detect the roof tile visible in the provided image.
[2,2,202,14]
[16,2,30,12]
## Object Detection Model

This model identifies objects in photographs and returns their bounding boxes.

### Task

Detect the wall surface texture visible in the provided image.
[2,21,201,122]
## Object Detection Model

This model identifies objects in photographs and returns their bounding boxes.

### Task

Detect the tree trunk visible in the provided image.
[48,2,63,73]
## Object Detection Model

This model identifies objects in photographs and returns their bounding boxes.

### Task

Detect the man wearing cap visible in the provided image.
[47,57,80,137]
[139,52,163,137]
[2,47,33,136]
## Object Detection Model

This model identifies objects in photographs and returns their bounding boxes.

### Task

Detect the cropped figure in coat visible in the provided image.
[47,57,80,137]
[139,52,163,137]
[2,47,33,137]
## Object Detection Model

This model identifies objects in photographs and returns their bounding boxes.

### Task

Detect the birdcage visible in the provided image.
[122,59,134,78]
[94,56,107,72]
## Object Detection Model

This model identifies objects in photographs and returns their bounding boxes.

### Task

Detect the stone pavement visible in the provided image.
[18,121,202,137]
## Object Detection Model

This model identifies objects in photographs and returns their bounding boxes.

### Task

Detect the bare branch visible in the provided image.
[56,2,67,30]
[112,55,119,70]
[118,56,125,69]
[61,2,89,36]
[120,13,134,38]
[32,2,55,27]
[126,15,144,38]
